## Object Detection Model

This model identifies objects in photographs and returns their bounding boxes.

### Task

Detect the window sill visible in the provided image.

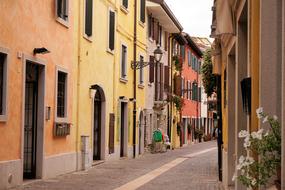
[0,115,7,122]
[148,38,154,43]
[120,5,129,14]
[120,78,128,83]
[138,84,144,89]
[83,34,93,42]
[148,82,152,87]
[139,21,145,28]
[107,49,115,55]
[56,17,69,28]
[55,117,69,124]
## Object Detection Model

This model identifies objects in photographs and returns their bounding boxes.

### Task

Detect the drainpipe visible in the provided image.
[76,0,82,170]
[169,36,173,142]
[167,34,171,140]
[133,0,137,158]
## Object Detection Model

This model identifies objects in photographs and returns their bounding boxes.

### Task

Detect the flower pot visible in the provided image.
[275,166,281,190]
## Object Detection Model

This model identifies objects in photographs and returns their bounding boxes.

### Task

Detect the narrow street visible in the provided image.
[13,142,222,190]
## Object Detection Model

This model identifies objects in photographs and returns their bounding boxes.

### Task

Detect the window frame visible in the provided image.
[140,0,146,23]
[138,54,144,86]
[55,0,69,27]
[83,0,94,40]
[122,0,128,10]
[107,8,116,53]
[0,47,8,122]
[55,67,69,122]
[120,43,128,81]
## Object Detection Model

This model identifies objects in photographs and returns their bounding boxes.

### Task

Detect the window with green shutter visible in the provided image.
[85,0,93,37]
[57,0,68,21]
[122,0,128,9]
[140,0,146,23]
[109,10,115,51]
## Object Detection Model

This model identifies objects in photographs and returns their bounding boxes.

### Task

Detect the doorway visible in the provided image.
[120,102,127,157]
[23,61,44,179]
[93,91,101,160]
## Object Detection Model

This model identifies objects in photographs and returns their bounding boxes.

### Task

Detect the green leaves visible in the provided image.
[201,49,217,97]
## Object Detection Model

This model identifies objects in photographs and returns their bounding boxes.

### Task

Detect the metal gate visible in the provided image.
[23,62,39,179]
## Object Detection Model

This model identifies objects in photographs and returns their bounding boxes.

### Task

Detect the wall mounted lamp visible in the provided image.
[33,47,50,55]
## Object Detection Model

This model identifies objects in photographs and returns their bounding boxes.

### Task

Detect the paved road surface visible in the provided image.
[13,141,223,190]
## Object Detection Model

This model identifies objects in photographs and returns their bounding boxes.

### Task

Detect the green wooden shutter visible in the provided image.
[85,0,93,37]
[140,0,146,23]
[109,113,115,154]
[149,56,155,83]
[109,11,115,50]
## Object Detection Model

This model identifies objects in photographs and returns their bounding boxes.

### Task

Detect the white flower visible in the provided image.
[257,128,264,135]
[239,155,245,164]
[244,140,251,148]
[256,107,264,118]
[273,115,278,121]
[232,174,237,182]
[262,116,268,123]
[236,164,243,170]
[264,131,269,137]
[251,132,258,139]
[238,130,249,138]
[246,156,255,165]
[251,178,257,186]
[241,169,245,175]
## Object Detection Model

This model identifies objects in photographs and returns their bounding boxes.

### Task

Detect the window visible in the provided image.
[198,87,201,102]
[0,53,6,116]
[188,51,191,66]
[109,10,115,51]
[121,45,127,79]
[139,56,144,84]
[140,0,146,23]
[56,0,68,21]
[85,0,93,37]
[57,71,67,118]
[122,0,128,9]
[192,83,197,101]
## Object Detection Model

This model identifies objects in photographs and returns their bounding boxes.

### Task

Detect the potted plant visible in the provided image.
[194,128,204,143]
[233,108,281,190]
[173,95,184,111]
[172,55,182,71]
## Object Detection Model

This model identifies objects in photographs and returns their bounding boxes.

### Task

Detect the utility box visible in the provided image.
[81,135,90,170]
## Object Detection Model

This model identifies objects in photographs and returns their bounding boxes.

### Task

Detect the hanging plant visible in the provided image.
[172,55,182,71]
[173,95,184,111]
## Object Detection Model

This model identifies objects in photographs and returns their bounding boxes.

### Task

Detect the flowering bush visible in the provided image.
[233,108,281,189]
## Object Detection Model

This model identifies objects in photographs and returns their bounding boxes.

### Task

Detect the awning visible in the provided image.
[211,39,222,75]
[210,0,235,38]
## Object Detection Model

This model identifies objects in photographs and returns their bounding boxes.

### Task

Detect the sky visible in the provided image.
[165,0,213,39]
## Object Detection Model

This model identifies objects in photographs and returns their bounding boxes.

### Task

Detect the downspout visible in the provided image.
[167,34,172,140]
[76,0,81,170]
[133,0,137,158]
[170,36,174,142]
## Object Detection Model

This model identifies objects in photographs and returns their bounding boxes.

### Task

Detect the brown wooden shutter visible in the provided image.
[109,11,115,50]
[164,65,169,91]
[85,0,93,37]
[160,63,164,100]
[164,32,168,51]
[174,75,182,96]
[149,56,155,83]
[154,21,159,42]
[109,113,115,154]
[155,62,158,100]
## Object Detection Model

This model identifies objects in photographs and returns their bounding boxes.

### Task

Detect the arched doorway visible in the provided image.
[93,91,101,160]
[91,85,106,161]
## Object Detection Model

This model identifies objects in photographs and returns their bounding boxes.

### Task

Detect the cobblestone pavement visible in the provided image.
[13,141,223,190]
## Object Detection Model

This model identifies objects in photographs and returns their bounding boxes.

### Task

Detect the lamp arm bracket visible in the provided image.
[131,61,154,70]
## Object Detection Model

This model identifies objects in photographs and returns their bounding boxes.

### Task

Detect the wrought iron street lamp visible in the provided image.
[131,46,163,70]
